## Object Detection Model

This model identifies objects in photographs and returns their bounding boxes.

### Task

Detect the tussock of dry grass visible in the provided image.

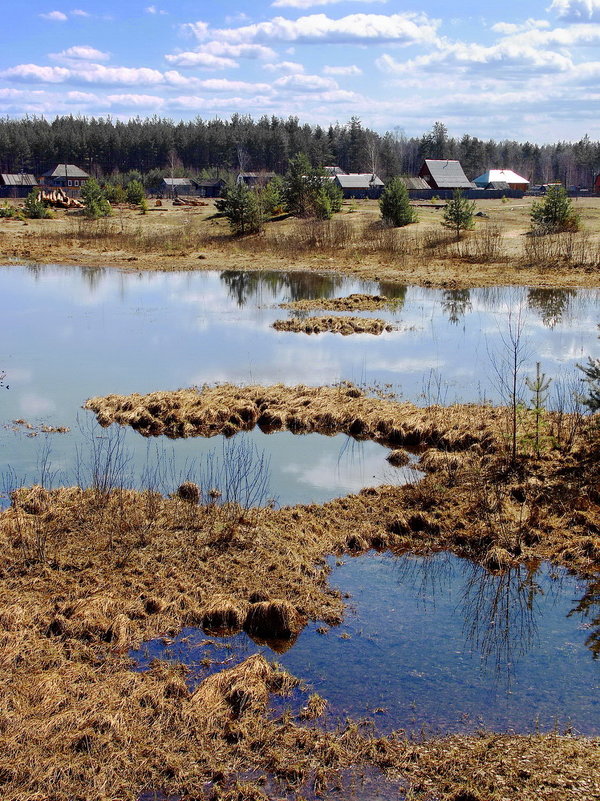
[273,315,393,335]
[280,293,394,312]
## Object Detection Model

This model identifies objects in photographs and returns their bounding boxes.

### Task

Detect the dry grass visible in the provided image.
[2,383,600,799]
[280,293,394,312]
[272,315,393,335]
[3,196,600,288]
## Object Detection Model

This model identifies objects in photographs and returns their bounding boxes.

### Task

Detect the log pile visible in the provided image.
[40,188,84,209]
[172,197,209,207]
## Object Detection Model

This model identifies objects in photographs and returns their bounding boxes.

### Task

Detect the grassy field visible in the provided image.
[2,194,600,288]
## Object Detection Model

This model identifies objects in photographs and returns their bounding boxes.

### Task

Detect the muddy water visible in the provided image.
[1,265,599,506]
[132,551,600,736]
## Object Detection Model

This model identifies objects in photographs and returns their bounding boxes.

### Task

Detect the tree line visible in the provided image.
[1,115,599,187]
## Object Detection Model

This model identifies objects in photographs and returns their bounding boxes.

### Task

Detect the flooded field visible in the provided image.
[132,552,600,737]
[1,264,599,504]
[1,262,599,749]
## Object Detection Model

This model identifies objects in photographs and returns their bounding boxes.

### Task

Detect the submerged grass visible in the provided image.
[2,383,600,799]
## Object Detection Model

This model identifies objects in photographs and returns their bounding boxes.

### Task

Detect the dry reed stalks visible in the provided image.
[243,599,302,640]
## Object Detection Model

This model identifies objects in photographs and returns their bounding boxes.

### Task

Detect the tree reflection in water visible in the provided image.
[568,576,600,659]
[527,288,577,328]
[220,270,345,308]
[441,289,472,325]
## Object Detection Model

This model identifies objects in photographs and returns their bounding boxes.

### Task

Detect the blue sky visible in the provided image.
[1,0,599,141]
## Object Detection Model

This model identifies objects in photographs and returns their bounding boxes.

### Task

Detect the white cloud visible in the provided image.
[194,13,440,46]
[71,8,90,16]
[549,0,600,21]
[40,10,68,21]
[50,46,110,63]
[263,61,306,74]
[146,5,168,14]
[272,0,386,7]
[165,52,238,69]
[323,64,362,75]
[491,19,550,34]
[274,73,338,91]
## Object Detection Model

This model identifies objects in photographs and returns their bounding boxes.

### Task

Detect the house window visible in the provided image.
[74,180,79,186]
[68,180,72,186]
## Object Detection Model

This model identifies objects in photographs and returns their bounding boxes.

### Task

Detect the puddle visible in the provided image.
[131,552,600,736]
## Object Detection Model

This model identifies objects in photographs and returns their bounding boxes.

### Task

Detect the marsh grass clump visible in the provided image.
[201,597,248,634]
[244,599,302,640]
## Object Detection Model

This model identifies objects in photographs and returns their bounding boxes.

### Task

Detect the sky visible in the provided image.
[1,0,599,142]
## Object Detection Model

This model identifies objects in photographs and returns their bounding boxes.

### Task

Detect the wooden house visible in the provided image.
[419,159,473,190]
[236,172,277,188]
[334,173,384,199]
[195,179,226,198]
[473,169,529,191]
[40,164,90,191]
[0,173,38,198]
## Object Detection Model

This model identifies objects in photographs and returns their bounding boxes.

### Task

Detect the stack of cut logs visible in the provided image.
[39,188,84,209]
[172,197,208,207]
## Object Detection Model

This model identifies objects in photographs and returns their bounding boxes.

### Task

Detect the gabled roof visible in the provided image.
[163,177,195,187]
[473,169,529,186]
[195,179,226,187]
[1,173,38,186]
[323,166,346,175]
[402,176,430,190]
[237,172,277,179]
[42,164,90,179]
[486,181,510,191]
[420,159,472,189]
[335,173,384,189]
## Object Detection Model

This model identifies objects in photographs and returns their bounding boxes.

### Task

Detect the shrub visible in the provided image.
[379,177,416,227]
[221,183,264,235]
[23,189,52,219]
[81,179,111,219]
[126,179,146,206]
[0,202,18,219]
[442,189,476,240]
[103,183,127,204]
[530,185,579,234]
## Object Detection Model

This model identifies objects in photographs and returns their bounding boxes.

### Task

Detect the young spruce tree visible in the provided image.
[442,189,476,241]
[379,177,416,227]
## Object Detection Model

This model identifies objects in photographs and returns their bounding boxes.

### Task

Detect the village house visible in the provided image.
[236,172,277,188]
[473,169,529,191]
[418,159,473,191]
[334,173,385,199]
[40,164,90,191]
[0,173,38,198]
[195,179,226,198]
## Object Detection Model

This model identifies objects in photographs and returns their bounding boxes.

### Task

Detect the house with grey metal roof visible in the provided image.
[237,172,277,188]
[419,159,473,190]
[0,173,38,198]
[473,169,529,191]
[334,173,384,199]
[40,164,90,190]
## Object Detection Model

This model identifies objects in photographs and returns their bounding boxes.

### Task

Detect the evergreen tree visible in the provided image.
[282,153,338,218]
[23,189,51,219]
[222,183,264,235]
[126,179,146,206]
[530,185,580,233]
[379,178,416,227]
[578,357,600,412]
[81,178,111,219]
[442,189,476,240]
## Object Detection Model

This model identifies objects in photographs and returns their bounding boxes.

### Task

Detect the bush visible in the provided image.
[81,179,111,219]
[126,179,146,206]
[221,183,264,235]
[530,185,580,233]
[23,189,52,219]
[442,189,476,240]
[379,177,416,227]
[103,183,127,204]
[0,202,19,219]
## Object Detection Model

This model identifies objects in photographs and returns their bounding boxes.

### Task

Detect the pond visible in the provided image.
[1,264,598,507]
[131,551,600,736]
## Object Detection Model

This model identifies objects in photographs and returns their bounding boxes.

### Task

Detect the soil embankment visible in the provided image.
[272,315,393,335]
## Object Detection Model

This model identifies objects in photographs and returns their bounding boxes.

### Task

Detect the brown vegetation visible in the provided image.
[280,293,394,311]
[272,315,393,335]
[2,196,600,289]
[2,378,600,798]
